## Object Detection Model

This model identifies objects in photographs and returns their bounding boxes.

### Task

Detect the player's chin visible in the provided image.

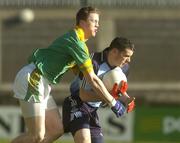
[91,32,97,37]
[119,63,126,68]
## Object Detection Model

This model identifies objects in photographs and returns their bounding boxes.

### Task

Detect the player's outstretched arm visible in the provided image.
[83,70,115,107]
[79,88,102,102]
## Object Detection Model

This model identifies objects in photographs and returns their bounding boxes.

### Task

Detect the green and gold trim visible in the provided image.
[24,68,42,102]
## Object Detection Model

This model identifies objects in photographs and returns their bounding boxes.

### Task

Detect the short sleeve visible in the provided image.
[69,42,93,74]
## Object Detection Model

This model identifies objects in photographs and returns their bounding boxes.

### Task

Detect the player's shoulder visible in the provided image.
[56,29,82,48]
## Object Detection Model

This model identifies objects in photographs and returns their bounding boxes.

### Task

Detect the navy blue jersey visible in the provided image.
[70,49,130,107]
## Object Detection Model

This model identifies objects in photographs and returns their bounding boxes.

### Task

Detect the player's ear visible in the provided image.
[111,48,119,55]
[79,19,86,27]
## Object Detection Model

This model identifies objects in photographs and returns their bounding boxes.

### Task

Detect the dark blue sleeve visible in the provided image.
[70,77,81,96]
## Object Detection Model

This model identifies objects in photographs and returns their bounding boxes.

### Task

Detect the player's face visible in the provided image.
[81,13,99,39]
[114,48,134,67]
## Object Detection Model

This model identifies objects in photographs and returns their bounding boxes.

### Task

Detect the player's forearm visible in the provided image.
[87,75,115,106]
[79,88,104,102]
[83,71,116,106]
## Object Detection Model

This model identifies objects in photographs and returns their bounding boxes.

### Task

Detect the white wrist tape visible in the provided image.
[109,98,116,107]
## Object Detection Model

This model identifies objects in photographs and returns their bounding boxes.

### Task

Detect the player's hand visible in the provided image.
[111,100,126,117]
[111,81,128,99]
[127,97,135,113]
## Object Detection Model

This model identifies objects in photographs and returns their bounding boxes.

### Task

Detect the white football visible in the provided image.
[102,67,127,91]
[20,9,34,23]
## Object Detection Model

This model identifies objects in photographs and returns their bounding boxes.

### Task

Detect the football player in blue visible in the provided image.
[63,37,135,143]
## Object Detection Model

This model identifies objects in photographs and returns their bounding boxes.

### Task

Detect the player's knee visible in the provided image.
[48,126,64,140]
[74,129,91,143]
[80,135,91,143]
[54,129,63,137]
[32,131,45,143]
[32,136,43,143]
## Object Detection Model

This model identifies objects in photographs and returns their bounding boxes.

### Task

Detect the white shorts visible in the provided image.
[19,95,57,118]
[13,63,51,103]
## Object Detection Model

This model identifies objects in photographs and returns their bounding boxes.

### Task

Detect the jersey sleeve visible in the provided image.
[69,42,93,74]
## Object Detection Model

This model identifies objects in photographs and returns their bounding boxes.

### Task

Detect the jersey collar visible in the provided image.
[75,26,86,42]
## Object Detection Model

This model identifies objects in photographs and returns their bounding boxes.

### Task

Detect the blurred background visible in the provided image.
[0,0,180,142]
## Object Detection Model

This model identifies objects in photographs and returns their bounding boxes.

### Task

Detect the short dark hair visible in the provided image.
[76,6,100,25]
[108,37,135,52]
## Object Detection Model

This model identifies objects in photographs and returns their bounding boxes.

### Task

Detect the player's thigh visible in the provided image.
[45,96,64,135]
[20,100,46,137]
[74,128,91,143]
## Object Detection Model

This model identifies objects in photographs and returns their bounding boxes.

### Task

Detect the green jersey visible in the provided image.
[28,27,93,84]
